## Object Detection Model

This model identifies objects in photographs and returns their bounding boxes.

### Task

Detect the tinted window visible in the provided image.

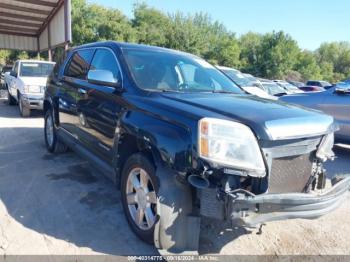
[65,49,94,79]
[2,66,12,73]
[307,81,320,87]
[90,49,121,80]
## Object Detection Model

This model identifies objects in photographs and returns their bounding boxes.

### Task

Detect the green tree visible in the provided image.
[294,50,321,81]
[256,31,300,79]
[72,0,135,45]
[239,32,262,74]
[132,3,171,46]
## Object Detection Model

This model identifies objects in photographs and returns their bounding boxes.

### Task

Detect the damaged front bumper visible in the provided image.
[228,176,350,227]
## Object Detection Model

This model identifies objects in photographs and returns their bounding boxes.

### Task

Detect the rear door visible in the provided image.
[58,49,95,135]
[76,48,123,162]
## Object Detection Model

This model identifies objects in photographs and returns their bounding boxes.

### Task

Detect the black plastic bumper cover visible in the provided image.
[229,176,350,227]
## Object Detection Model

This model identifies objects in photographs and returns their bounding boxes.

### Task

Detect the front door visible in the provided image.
[76,48,124,162]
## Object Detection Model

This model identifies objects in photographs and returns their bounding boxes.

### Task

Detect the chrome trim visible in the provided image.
[265,115,335,140]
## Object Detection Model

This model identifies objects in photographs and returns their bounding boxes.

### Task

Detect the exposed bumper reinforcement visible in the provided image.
[229,176,350,227]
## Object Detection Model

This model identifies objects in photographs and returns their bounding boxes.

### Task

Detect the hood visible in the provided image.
[157,93,335,141]
[19,76,48,86]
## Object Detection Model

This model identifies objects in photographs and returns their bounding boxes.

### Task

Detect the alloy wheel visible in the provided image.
[126,168,157,230]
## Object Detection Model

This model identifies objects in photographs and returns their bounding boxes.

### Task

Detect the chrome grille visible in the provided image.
[268,153,314,193]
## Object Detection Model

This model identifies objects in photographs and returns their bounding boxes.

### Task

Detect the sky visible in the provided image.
[89,0,349,50]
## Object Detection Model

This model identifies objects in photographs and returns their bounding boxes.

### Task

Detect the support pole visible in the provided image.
[48,48,52,61]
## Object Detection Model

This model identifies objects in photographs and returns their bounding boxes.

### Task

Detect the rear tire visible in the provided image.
[7,89,16,105]
[19,94,31,117]
[44,109,68,153]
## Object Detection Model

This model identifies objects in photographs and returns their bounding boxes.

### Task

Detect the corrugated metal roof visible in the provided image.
[0,0,71,52]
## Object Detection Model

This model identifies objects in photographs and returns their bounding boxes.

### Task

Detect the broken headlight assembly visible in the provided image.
[316,132,335,162]
[198,118,266,177]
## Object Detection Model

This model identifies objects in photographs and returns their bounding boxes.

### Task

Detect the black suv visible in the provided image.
[44,41,350,253]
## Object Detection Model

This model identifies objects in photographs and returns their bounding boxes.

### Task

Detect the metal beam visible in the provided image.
[0,30,36,37]
[0,25,37,35]
[0,11,45,22]
[38,0,65,35]
[0,18,40,29]
[0,3,51,16]
[13,0,58,8]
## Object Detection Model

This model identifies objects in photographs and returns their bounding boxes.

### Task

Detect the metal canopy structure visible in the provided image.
[0,0,71,60]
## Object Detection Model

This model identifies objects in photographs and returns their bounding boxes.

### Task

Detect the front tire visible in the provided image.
[44,109,68,153]
[121,153,159,244]
[7,89,16,105]
[19,94,31,117]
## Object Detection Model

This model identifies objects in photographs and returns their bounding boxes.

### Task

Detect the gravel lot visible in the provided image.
[0,90,349,257]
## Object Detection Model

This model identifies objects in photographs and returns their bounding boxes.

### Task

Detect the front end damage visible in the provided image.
[154,115,349,254]
[197,132,350,226]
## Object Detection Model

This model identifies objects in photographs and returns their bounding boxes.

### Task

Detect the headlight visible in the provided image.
[316,133,335,161]
[198,118,266,177]
[24,85,43,93]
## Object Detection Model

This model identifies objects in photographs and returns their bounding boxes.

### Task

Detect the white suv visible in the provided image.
[7,60,55,117]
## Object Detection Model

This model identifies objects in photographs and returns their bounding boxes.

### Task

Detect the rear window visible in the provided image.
[64,49,94,79]
[307,81,319,86]
[2,66,12,73]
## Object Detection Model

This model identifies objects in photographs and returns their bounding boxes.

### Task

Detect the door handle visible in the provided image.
[78,88,87,94]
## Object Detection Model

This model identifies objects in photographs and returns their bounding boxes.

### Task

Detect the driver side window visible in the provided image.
[90,49,121,82]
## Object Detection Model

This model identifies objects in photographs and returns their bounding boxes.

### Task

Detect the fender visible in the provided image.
[119,109,194,173]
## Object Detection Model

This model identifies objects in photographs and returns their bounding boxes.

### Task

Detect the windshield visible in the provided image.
[123,49,242,93]
[20,62,54,77]
[262,82,286,95]
[222,69,255,87]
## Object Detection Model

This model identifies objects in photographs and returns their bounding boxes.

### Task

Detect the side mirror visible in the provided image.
[10,70,17,77]
[335,87,350,95]
[87,69,121,89]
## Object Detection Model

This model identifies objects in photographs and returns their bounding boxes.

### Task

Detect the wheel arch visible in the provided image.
[43,97,60,126]
[113,111,193,186]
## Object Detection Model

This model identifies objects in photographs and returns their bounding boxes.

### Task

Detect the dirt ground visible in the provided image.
[0,90,349,257]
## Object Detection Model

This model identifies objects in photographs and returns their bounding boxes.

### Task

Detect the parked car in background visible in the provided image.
[280,83,350,143]
[288,80,304,88]
[216,66,276,99]
[1,65,12,85]
[242,73,265,90]
[7,60,55,117]
[260,79,288,96]
[274,80,304,94]
[298,85,325,92]
[306,80,333,89]
[44,41,349,253]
